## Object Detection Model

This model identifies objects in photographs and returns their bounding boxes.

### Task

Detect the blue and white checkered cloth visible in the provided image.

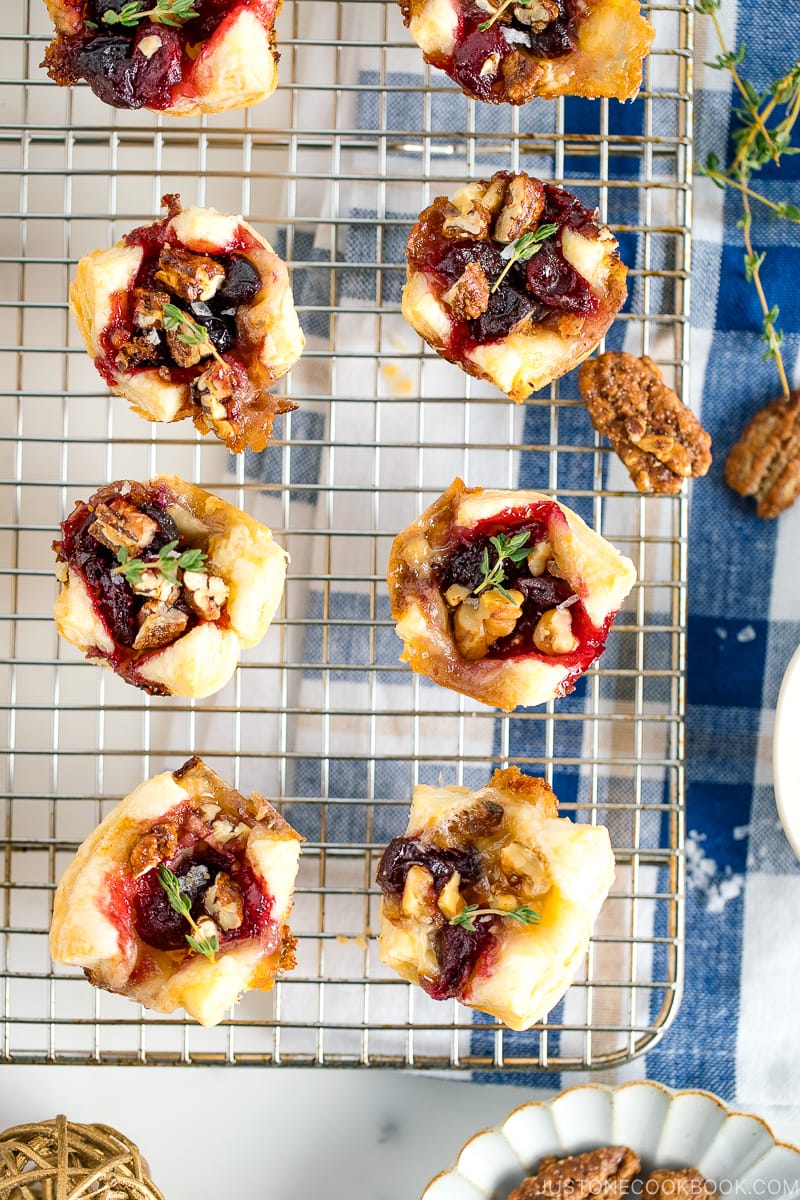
[231,0,800,1101]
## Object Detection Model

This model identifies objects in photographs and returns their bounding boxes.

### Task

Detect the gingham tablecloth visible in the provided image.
[233,0,800,1102]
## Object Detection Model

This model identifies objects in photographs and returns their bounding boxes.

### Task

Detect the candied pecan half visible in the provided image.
[578,352,712,494]
[724,389,800,518]
[442,262,491,320]
[129,822,179,877]
[644,1169,715,1200]
[494,173,545,244]
[155,247,225,303]
[510,1147,641,1200]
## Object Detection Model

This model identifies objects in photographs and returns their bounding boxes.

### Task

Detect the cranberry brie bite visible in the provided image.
[403,172,627,402]
[376,768,615,1029]
[42,0,282,115]
[387,479,636,711]
[70,195,304,453]
[53,475,287,698]
[50,757,302,1026]
[399,0,654,104]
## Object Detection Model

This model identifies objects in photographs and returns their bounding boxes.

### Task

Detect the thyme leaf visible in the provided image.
[113,538,207,588]
[449,903,541,932]
[162,302,225,366]
[473,530,531,597]
[156,865,218,962]
[102,0,199,28]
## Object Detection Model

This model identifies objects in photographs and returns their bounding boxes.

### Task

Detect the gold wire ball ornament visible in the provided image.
[0,1114,167,1199]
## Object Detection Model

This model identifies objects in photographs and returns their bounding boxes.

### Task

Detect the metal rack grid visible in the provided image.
[0,0,690,1069]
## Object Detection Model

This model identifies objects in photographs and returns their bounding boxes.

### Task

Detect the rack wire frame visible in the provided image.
[0,0,690,1069]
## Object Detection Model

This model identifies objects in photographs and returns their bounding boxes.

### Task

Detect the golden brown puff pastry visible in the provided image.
[42,0,281,116]
[402,172,627,402]
[53,474,287,698]
[376,767,615,1030]
[387,478,636,711]
[50,757,302,1026]
[399,0,654,104]
[70,195,304,454]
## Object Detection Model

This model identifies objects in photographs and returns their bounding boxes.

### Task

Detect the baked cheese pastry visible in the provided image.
[387,478,636,711]
[403,172,627,402]
[376,767,615,1029]
[399,0,654,104]
[42,0,282,115]
[53,475,287,698]
[70,195,304,453]
[50,757,302,1026]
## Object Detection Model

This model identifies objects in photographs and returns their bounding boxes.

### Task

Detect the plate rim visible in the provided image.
[420,1079,800,1198]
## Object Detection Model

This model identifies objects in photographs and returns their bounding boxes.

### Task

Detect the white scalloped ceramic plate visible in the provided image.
[421,1082,800,1200]
[774,643,800,860]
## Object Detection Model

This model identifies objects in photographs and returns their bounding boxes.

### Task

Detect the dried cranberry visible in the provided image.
[138,502,179,551]
[470,283,538,344]
[541,183,594,231]
[87,0,129,21]
[376,837,483,896]
[433,240,504,290]
[134,859,217,951]
[525,240,599,314]
[439,541,486,595]
[515,574,573,610]
[219,255,262,306]
[528,0,575,58]
[74,24,183,110]
[450,19,509,103]
[427,916,495,1000]
[189,302,234,355]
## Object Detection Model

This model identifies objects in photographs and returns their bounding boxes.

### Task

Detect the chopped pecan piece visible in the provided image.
[724,389,800,518]
[114,333,164,372]
[442,262,491,320]
[89,500,159,552]
[130,569,180,606]
[494,173,546,244]
[129,822,179,877]
[132,287,171,331]
[165,324,213,369]
[644,1170,714,1200]
[440,798,504,848]
[578,352,712,494]
[513,0,559,30]
[203,871,244,932]
[443,200,492,240]
[453,587,523,661]
[133,601,189,651]
[155,247,225,303]
[182,570,229,621]
[509,1147,641,1200]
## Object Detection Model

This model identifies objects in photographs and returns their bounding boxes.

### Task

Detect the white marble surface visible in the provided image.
[1,1069,799,1200]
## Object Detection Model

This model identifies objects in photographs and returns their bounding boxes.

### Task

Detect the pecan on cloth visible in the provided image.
[724,389,800,518]
[578,352,712,494]
[509,1146,641,1200]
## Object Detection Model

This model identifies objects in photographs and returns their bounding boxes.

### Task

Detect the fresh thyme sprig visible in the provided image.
[100,0,199,28]
[114,540,207,587]
[474,530,531,602]
[491,224,558,295]
[449,903,541,931]
[157,865,219,961]
[695,0,800,399]
[162,302,225,366]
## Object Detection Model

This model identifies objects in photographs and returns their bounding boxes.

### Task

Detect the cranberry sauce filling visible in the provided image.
[63,1,264,111]
[447,0,578,102]
[57,487,185,650]
[410,184,599,352]
[96,204,262,390]
[133,843,273,952]
[435,505,614,679]
[376,836,494,999]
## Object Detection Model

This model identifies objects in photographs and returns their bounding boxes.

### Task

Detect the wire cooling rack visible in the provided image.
[0,0,691,1069]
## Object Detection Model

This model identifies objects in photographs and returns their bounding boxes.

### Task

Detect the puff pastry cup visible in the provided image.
[42,0,282,115]
[50,757,302,1026]
[70,195,304,453]
[402,172,627,402]
[399,0,654,105]
[387,478,636,711]
[53,474,287,698]
[376,767,615,1030]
